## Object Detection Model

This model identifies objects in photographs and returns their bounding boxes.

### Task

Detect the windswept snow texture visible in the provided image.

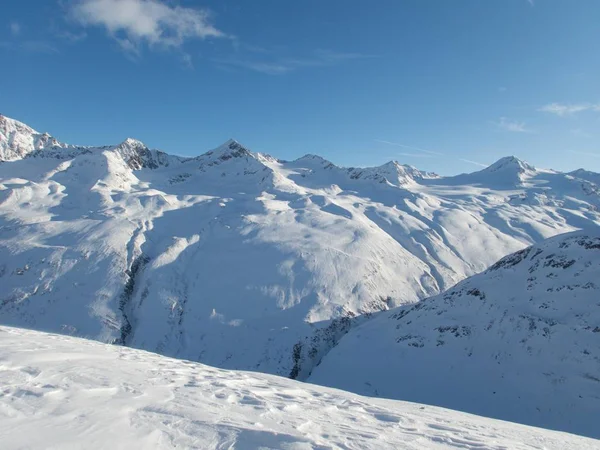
[1,113,600,379]
[310,230,600,438]
[0,327,598,450]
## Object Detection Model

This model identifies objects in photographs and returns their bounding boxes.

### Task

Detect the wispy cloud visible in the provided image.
[394,152,434,159]
[181,52,193,69]
[21,41,59,54]
[216,59,291,75]
[375,139,492,170]
[56,29,88,43]
[69,0,226,55]
[460,158,488,168]
[0,40,59,54]
[216,49,373,75]
[538,102,600,117]
[10,21,21,36]
[493,117,532,133]
[527,0,535,6]
[374,140,444,156]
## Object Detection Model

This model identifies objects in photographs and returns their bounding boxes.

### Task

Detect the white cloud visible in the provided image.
[493,117,532,133]
[70,0,225,54]
[10,21,21,36]
[538,102,600,117]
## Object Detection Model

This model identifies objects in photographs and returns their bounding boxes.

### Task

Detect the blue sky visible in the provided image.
[1,0,599,174]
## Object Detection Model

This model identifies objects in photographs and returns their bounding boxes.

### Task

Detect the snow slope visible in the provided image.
[1,113,600,380]
[310,230,600,438]
[1,326,598,450]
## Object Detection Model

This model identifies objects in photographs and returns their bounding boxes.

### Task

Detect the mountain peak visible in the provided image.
[484,156,535,174]
[294,154,336,168]
[202,139,255,162]
[569,168,600,186]
[110,138,156,170]
[0,114,66,161]
[0,114,37,134]
[347,160,438,187]
[383,160,418,171]
[458,156,538,187]
[223,138,242,146]
[297,153,328,162]
[120,137,146,148]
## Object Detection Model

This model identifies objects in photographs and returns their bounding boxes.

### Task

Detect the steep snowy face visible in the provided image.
[2,326,598,450]
[0,114,67,161]
[444,155,539,188]
[1,113,600,382]
[484,155,536,174]
[200,139,253,161]
[194,139,272,175]
[570,168,600,187]
[110,138,184,170]
[309,230,600,438]
[0,115,182,169]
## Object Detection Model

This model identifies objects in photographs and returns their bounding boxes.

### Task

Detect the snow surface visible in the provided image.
[310,230,600,438]
[1,113,600,381]
[1,326,598,450]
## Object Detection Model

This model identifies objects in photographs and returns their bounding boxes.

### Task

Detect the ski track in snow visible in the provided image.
[0,326,598,450]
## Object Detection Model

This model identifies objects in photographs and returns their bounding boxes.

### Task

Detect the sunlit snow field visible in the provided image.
[1,326,598,450]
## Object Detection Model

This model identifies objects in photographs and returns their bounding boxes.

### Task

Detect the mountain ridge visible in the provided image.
[1,113,599,387]
[309,229,600,438]
[2,113,589,180]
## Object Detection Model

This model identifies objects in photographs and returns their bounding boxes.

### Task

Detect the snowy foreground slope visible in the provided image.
[310,230,600,438]
[1,114,600,379]
[0,326,598,450]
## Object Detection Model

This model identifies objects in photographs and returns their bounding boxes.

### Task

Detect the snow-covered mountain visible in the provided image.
[0,114,70,161]
[310,230,600,438]
[1,113,599,381]
[1,326,597,450]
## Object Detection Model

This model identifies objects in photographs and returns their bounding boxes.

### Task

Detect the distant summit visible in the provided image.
[348,160,439,187]
[483,155,536,174]
[0,114,67,161]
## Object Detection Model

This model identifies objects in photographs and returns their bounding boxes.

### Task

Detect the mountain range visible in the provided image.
[310,230,600,437]
[1,113,599,437]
